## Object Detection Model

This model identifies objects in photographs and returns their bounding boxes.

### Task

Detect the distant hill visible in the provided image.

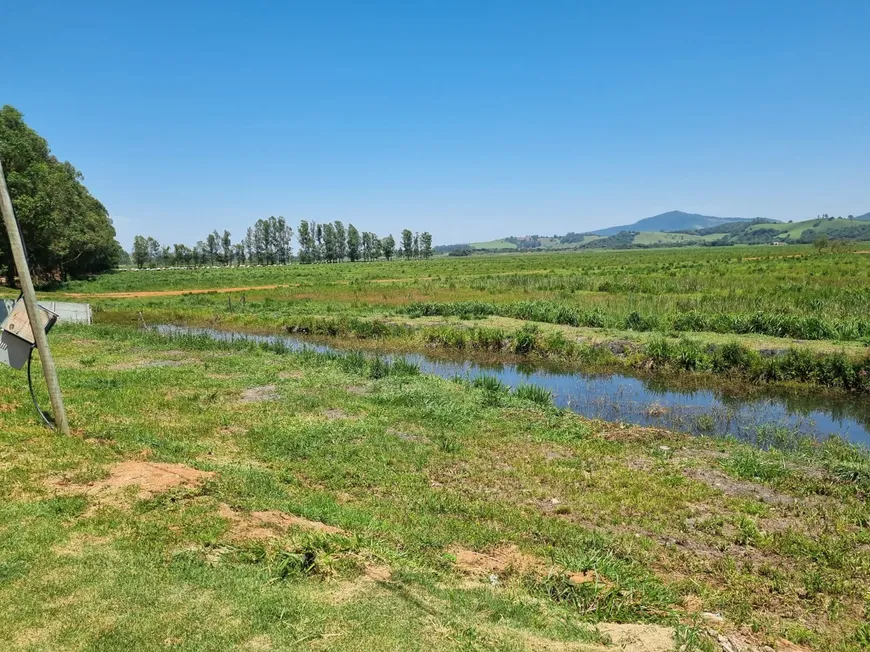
[434,210,870,254]
[583,216,870,250]
[592,211,759,236]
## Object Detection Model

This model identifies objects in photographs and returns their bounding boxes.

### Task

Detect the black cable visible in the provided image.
[27,346,55,428]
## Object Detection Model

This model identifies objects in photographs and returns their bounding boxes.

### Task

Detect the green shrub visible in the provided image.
[625,311,656,331]
[469,327,506,350]
[645,337,672,366]
[368,356,391,379]
[513,327,538,354]
[674,337,707,370]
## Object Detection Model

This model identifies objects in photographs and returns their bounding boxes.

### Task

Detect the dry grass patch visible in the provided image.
[683,467,796,505]
[596,623,675,652]
[322,408,352,420]
[238,385,279,403]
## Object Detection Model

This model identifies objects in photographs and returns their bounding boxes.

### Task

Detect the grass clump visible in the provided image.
[514,384,554,406]
[472,374,507,393]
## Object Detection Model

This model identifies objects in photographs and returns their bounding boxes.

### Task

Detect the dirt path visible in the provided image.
[64,284,291,298]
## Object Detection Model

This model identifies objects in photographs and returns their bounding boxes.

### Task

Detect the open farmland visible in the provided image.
[3,245,870,651]
[57,244,870,354]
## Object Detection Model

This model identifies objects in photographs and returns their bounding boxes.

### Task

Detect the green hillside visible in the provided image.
[743,217,870,243]
[457,216,870,254]
[469,239,517,250]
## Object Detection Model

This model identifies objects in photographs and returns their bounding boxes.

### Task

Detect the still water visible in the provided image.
[155,325,870,446]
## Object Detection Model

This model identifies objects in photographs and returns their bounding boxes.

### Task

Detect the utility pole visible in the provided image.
[0,158,70,434]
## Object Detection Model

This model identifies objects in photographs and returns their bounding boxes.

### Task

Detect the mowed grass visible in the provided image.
[1,325,869,650]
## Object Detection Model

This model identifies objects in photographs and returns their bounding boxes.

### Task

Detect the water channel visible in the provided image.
[155,325,870,446]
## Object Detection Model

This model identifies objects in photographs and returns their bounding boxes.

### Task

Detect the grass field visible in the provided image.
[3,246,870,650]
[745,217,860,241]
[39,245,870,392]
[1,326,869,651]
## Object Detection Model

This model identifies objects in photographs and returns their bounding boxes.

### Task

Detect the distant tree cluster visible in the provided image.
[0,106,122,285]
[131,220,432,268]
[433,243,472,255]
[559,232,594,244]
[505,235,541,249]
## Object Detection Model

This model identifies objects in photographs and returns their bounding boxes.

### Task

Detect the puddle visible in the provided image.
[154,325,870,446]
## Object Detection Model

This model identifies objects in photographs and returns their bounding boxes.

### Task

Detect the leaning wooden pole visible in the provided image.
[0,158,70,434]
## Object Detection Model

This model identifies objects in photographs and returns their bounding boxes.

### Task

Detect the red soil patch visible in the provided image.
[50,461,214,501]
[219,503,345,541]
[449,544,545,577]
[596,624,675,652]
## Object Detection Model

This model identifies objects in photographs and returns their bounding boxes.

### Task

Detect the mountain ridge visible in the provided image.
[591,210,761,236]
[433,210,870,253]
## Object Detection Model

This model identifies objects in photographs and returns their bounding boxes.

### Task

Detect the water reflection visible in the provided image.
[154,325,870,446]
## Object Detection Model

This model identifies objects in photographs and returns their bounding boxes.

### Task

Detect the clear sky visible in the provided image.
[5,1,869,249]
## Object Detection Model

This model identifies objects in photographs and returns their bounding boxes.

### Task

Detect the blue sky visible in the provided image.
[6,1,869,249]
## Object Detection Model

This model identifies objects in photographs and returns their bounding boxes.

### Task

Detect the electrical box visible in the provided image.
[0,300,58,370]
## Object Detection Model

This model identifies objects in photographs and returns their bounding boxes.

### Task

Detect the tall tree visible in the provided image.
[361,231,371,261]
[132,236,149,269]
[322,222,337,262]
[245,227,254,264]
[0,105,122,283]
[401,229,413,260]
[221,230,232,265]
[346,224,360,262]
[297,220,314,264]
[420,232,433,259]
[261,218,273,264]
[275,216,292,264]
[173,244,189,267]
[147,237,161,265]
[206,231,219,265]
[382,234,396,261]
[333,221,347,261]
[194,241,206,267]
[253,220,266,264]
[314,222,323,262]
[369,233,382,260]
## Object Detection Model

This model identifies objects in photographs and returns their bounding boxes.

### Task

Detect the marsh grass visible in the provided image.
[514,384,554,406]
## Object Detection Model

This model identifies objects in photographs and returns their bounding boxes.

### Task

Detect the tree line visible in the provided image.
[132,219,433,268]
[0,106,122,285]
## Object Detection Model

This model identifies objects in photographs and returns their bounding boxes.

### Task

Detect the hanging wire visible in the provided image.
[27,346,55,428]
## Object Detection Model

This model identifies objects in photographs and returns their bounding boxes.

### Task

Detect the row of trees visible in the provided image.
[1,106,123,285]
[132,220,433,268]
